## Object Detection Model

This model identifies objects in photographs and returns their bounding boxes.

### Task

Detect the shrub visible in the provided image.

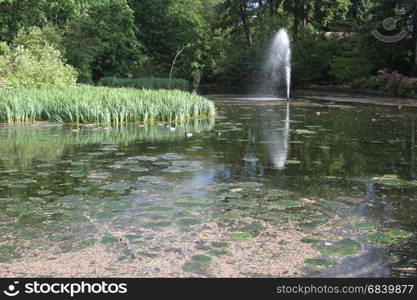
[0,27,77,89]
[398,77,417,97]
[361,76,385,91]
[99,77,190,91]
[330,56,373,84]
[292,33,335,86]
[351,78,366,89]
[377,71,403,80]
[382,77,402,96]
[358,75,417,98]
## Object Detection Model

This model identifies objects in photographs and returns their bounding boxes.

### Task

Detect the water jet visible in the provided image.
[263,29,292,100]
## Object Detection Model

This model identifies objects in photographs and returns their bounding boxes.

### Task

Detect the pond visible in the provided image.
[0,96,416,278]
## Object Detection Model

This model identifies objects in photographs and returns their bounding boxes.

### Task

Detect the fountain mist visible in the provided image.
[263,29,292,100]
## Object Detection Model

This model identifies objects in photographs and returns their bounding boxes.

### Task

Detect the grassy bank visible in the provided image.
[99,77,190,91]
[0,86,215,124]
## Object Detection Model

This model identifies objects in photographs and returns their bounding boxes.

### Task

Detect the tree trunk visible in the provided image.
[240,2,252,46]
[412,38,417,77]
[303,3,308,27]
[293,2,300,41]
[169,47,185,89]
[411,5,417,76]
[269,0,275,16]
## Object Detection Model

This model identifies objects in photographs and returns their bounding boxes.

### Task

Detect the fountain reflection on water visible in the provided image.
[263,102,290,169]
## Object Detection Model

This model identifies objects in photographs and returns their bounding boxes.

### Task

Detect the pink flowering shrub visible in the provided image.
[377,71,404,80]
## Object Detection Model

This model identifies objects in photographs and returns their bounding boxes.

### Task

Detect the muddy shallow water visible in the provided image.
[0,96,416,278]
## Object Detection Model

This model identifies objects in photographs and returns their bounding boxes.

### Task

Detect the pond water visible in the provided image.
[0,97,416,278]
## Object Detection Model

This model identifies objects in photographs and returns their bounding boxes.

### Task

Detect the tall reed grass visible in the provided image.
[99,77,190,91]
[0,86,216,124]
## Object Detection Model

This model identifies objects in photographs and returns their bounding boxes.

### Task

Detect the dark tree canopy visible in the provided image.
[0,0,416,85]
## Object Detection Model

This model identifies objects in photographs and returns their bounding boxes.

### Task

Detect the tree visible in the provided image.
[217,0,254,47]
[0,0,49,42]
[0,27,77,89]
[313,0,351,30]
[130,0,211,80]
[64,0,143,82]
[404,0,417,75]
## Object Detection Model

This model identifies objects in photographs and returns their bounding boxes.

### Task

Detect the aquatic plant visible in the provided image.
[0,86,215,124]
[99,77,190,91]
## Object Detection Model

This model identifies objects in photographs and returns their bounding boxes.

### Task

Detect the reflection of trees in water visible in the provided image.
[0,119,215,169]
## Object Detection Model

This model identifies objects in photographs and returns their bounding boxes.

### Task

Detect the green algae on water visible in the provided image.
[353,221,376,229]
[101,235,119,245]
[231,232,251,242]
[305,258,337,267]
[364,230,413,244]
[318,239,361,257]
[207,250,228,257]
[191,255,212,265]
[137,251,158,258]
[211,242,230,249]
[178,218,203,226]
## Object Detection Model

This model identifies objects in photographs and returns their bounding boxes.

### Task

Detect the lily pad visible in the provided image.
[36,163,54,168]
[207,250,228,257]
[364,230,413,244]
[271,199,303,208]
[352,222,376,229]
[178,218,203,226]
[128,167,149,172]
[211,242,230,249]
[318,239,361,257]
[38,190,53,195]
[100,183,130,192]
[101,235,119,245]
[145,206,175,212]
[133,156,158,162]
[191,255,212,265]
[137,251,158,258]
[231,232,251,242]
[159,153,185,160]
[182,262,208,275]
[222,192,243,199]
[77,239,97,250]
[74,187,91,192]
[0,244,21,263]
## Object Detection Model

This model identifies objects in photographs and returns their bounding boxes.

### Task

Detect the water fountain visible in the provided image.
[263,29,292,100]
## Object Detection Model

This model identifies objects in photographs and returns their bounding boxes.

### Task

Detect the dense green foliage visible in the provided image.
[352,73,417,98]
[0,86,216,124]
[100,77,190,91]
[0,27,77,89]
[0,0,416,91]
